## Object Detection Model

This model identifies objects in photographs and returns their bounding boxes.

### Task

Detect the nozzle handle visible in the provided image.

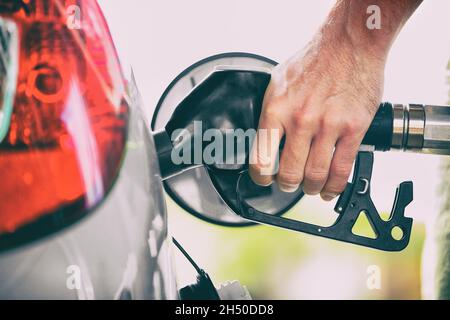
[362,102,394,151]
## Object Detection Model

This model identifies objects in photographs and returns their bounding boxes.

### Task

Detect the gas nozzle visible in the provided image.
[152,52,450,251]
[363,103,450,155]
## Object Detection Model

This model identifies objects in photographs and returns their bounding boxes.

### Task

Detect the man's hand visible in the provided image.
[249,0,422,200]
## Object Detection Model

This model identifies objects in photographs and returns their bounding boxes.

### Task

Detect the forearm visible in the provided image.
[321,0,423,61]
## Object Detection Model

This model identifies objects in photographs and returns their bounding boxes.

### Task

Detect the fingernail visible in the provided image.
[278,183,300,193]
[254,180,273,187]
[321,193,338,201]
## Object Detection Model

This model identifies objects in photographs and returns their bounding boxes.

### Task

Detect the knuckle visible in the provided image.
[304,168,328,184]
[250,162,266,172]
[323,183,346,195]
[320,113,341,131]
[291,110,316,131]
[250,162,272,176]
[330,163,351,180]
[342,118,365,135]
[277,170,302,186]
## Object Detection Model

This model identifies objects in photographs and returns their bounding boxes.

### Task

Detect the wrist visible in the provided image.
[319,22,387,68]
[320,0,403,64]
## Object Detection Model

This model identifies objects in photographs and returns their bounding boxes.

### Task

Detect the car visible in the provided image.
[0,0,177,299]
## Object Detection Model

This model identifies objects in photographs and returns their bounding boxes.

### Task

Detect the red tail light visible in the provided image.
[0,0,129,245]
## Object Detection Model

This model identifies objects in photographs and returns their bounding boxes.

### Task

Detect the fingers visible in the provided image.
[250,102,362,200]
[302,133,337,195]
[249,113,284,187]
[276,129,313,193]
[320,135,360,201]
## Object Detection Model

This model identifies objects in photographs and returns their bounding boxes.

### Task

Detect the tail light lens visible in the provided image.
[0,0,129,250]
